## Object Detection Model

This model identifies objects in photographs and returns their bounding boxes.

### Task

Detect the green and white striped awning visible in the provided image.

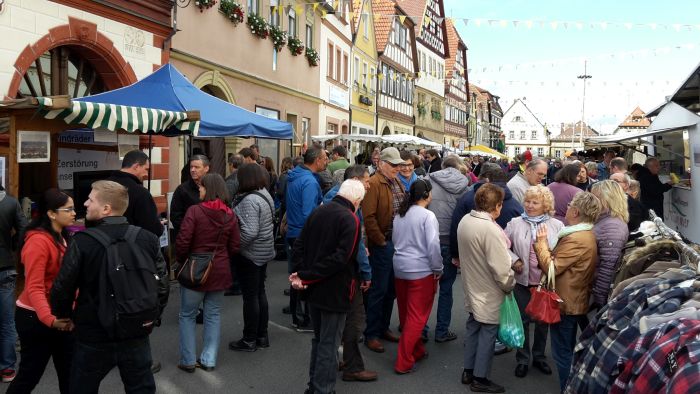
[36,97,199,135]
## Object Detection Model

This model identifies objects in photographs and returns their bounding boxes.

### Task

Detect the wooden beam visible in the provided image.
[185,110,201,121]
[35,58,47,97]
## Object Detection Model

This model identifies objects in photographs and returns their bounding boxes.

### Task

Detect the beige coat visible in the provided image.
[458,210,516,324]
[534,229,598,315]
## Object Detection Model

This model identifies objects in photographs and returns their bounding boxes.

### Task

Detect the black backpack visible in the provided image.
[83,226,161,340]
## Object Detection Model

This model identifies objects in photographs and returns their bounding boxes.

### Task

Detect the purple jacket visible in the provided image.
[547,182,581,225]
[592,213,629,305]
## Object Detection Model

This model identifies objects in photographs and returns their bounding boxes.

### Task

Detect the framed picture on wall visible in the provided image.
[17,131,51,163]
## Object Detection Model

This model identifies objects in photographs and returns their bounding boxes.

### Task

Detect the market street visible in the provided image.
[26,259,561,394]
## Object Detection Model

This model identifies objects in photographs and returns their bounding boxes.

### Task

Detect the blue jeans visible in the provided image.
[364,241,395,340]
[307,305,346,394]
[179,287,224,367]
[550,314,586,392]
[0,269,17,371]
[435,245,457,338]
[70,337,154,394]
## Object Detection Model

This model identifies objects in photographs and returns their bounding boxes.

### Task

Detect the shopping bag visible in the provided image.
[525,260,563,324]
[498,293,525,349]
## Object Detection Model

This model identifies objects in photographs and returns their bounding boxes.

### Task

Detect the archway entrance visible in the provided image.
[382,126,391,136]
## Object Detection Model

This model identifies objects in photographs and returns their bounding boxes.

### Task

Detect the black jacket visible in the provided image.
[170,179,201,236]
[0,190,27,270]
[627,195,649,233]
[107,171,163,237]
[428,157,443,174]
[637,167,672,218]
[293,196,360,313]
[50,216,169,343]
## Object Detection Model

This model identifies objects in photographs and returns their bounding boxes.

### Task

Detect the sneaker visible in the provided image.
[493,340,510,355]
[1,369,16,383]
[435,331,458,343]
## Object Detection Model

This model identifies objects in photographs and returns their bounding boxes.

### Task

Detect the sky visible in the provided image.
[443,0,700,134]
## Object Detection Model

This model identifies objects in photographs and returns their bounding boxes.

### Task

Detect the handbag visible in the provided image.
[175,206,229,288]
[525,259,563,324]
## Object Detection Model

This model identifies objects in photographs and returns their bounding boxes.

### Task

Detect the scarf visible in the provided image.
[557,222,593,239]
[521,212,550,242]
[398,172,417,191]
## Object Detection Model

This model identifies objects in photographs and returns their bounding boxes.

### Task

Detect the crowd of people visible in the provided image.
[0,142,683,393]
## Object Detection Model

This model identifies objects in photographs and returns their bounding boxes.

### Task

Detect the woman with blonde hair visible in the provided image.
[534,192,600,391]
[505,185,564,378]
[589,180,629,309]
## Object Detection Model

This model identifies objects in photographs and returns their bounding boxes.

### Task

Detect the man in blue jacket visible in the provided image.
[286,145,327,331]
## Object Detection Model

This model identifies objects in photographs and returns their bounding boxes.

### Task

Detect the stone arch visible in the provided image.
[382,126,391,135]
[192,70,236,103]
[7,16,137,98]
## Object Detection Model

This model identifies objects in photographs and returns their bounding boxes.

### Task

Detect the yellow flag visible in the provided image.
[313,3,319,12]
[424,16,431,27]
[399,15,406,24]
[378,74,384,80]
[295,5,303,14]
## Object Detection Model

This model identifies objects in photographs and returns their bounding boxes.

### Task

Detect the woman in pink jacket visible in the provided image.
[8,189,75,393]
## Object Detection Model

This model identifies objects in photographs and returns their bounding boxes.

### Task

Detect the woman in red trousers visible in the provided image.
[391,179,443,374]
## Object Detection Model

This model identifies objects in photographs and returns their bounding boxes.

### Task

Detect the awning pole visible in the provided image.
[148,133,153,191]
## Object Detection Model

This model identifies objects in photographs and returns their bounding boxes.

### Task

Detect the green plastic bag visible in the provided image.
[498,293,525,349]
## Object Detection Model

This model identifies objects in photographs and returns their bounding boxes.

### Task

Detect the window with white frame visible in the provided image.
[555,150,561,158]
[369,66,375,92]
[520,130,526,140]
[343,53,349,84]
[269,3,279,26]
[305,24,313,49]
[327,122,338,134]
[353,57,360,84]
[531,130,537,140]
[388,69,394,96]
[247,0,259,15]
[399,24,407,49]
[537,147,544,157]
[363,13,368,38]
[327,43,334,78]
[407,80,413,104]
[288,8,297,37]
[382,64,388,93]
[509,131,515,139]
[362,62,368,89]
[336,48,342,81]
[515,146,521,155]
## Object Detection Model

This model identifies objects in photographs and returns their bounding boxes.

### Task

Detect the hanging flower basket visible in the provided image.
[417,103,427,117]
[431,110,442,120]
[305,47,319,66]
[247,13,269,39]
[288,36,304,56]
[219,0,244,25]
[270,25,287,51]
[195,0,217,12]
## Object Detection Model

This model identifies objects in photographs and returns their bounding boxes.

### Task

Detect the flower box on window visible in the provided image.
[305,47,319,66]
[219,0,244,25]
[288,36,304,56]
[270,25,288,51]
[247,13,269,39]
[196,0,217,11]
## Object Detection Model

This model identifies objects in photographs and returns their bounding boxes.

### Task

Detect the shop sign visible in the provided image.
[329,85,349,109]
[124,27,146,59]
[57,148,121,190]
[58,130,115,146]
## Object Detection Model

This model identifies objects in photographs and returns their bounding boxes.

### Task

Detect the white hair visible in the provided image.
[337,179,366,203]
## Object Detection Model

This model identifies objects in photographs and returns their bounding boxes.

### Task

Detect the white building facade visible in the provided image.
[502,98,549,158]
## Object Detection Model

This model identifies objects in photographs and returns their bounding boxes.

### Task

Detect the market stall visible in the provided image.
[586,101,698,243]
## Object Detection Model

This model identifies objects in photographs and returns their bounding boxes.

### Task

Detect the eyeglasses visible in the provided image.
[384,161,400,168]
[398,163,414,168]
[55,207,76,213]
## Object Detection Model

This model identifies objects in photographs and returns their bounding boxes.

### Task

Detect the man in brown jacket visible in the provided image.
[361,147,405,353]
[534,192,600,392]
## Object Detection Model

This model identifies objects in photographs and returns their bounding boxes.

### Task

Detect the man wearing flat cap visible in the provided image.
[361,147,406,353]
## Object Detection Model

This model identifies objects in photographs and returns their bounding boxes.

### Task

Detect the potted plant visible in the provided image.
[288,36,304,56]
[417,102,427,117]
[305,47,319,66]
[219,0,244,25]
[195,0,217,11]
[270,25,287,51]
[247,13,269,39]
[431,110,442,120]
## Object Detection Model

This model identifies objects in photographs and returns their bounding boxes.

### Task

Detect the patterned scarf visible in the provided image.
[521,212,550,242]
[388,176,405,219]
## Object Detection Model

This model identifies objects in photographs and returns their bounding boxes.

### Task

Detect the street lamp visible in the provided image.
[575,61,592,152]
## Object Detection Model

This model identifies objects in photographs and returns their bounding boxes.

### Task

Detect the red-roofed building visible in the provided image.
[443,18,469,148]
[373,0,419,136]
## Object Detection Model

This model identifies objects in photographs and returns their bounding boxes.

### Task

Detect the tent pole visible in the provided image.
[147,133,153,191]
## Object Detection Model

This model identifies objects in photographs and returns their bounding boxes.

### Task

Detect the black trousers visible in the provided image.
[7,307,74,394]
[342,280,366,373]
[237,255,269,340]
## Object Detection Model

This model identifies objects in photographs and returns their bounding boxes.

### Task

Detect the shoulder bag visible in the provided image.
[525,259,563,324]
[175,206,230,288]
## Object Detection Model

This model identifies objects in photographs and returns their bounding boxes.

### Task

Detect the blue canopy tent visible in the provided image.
[77,64,294,139]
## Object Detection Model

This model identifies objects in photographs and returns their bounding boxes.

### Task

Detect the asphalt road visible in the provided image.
[20,260,561,394]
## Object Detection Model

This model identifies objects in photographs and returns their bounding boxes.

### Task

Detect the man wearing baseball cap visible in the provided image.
[362,147,406,353]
